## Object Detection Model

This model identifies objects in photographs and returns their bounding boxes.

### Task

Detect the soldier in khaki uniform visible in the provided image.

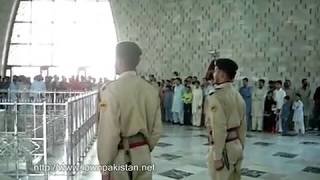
[97,42,162,180]
[206,58,247,180]
[204,60,216,144]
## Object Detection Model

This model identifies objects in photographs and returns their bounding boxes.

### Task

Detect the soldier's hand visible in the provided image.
[214,159,224,171]
[102,173,109,180]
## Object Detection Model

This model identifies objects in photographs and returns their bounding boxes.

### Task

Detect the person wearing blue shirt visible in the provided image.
[239,77,252,131]
[30,75,46,100]
[8,76,18,102]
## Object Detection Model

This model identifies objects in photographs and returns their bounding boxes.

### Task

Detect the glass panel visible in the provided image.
[31,23,53,44]
[30,45,53,65]
[95,2,109,24]
[31,1,54,23]
[52,24,77,63]
[54,0,76,2]
[77,2,98,23]
[54,1,77,23]
[8,45,31,65]
[77,0,106,2]
[31,0,54,1]
[11,23,32,43]
[76,1,109,24]
[8,0,117,79]
[15,1,31,22]
[12,67,40,78]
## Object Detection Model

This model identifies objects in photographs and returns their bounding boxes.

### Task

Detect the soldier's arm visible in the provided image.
[149,96,163,151]
[96,92,100,132]
[97,89,121,166]
[204,97,211,128]
[209,96,227,160]
[96,89,102,127]
[238,99,247,149]
[199,91,203,107]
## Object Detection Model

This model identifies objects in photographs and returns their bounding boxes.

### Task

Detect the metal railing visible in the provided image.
[0,90,98,179]
[65,91,98,178]
[0,101,49,179]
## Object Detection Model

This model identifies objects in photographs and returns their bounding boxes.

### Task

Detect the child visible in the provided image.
[281,96,291,135]
[292,93,305,135]
[182,86,193,126]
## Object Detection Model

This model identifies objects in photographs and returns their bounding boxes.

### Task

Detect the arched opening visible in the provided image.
[7,0,117,80]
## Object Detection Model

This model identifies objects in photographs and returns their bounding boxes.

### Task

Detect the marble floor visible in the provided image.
[79,124,320,180]
[1,123,320,180]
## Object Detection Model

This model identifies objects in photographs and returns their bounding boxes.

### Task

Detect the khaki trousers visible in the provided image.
[102,145,152,180]
[208,140,243,180]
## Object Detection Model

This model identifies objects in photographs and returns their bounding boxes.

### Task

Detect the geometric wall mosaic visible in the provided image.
[110,0,320,90]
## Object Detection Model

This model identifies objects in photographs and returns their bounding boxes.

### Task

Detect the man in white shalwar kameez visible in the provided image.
[274,80,286,132]
[252,79,267,131]
[172,78,185,124]
[192,81,203,127]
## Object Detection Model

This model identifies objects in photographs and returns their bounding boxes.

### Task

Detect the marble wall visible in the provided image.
[110,0,320,90]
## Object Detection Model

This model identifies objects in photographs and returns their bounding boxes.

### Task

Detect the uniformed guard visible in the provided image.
[204,60,216,144]
[206,58,246,180]
[97,41,162,180]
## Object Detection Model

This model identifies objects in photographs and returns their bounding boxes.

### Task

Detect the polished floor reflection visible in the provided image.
[1,124,320,180]
[80,124,320,180]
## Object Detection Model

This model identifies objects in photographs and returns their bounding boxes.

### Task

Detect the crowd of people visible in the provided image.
[145,72,320,135]
[0,74,110,101]
[143,73,210,127]
[239,78,319,135]
[1,71,319,135]
[0,75,109,93]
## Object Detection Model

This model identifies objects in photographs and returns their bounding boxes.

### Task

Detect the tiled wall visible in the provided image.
[110,0,320,90]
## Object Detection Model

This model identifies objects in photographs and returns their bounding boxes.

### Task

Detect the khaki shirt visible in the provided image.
[97,71,162,165]
[206,82,246,160]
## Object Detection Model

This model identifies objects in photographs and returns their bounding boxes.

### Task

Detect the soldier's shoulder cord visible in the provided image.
[209,87,222,96]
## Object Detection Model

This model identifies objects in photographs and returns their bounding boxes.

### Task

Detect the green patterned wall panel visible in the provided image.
[110,0,320,90]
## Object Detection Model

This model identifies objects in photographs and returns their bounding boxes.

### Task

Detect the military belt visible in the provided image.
[209,127,240,145]
[118,133,148,150]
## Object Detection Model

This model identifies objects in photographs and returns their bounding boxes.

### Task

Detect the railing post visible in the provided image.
[43,101,48,180]
[14,101,19,180]
[64,99,73,179]
[33,103,36,138]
